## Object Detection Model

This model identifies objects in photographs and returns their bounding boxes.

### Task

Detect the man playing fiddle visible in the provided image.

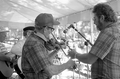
[21,13,76,79]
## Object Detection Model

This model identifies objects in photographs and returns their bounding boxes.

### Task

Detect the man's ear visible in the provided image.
[27,31,32,36]
[43,26,47,33]
[100,15,105,22]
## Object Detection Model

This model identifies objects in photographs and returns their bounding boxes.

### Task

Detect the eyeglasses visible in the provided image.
[47,26,55,31]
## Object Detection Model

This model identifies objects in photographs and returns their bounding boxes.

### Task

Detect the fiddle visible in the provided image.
[45,39,61,51]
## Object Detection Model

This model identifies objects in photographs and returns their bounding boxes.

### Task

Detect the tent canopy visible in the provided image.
[0,0,115,29]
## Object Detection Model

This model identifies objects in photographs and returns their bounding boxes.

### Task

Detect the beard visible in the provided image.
[96,20,103,31]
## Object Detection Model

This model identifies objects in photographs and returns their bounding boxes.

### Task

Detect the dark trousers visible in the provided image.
[14,64,25,79]
[0,71,7,79]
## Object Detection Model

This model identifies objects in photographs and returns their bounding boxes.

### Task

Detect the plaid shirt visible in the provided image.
[21,33,52,79]
[90,23,120,79]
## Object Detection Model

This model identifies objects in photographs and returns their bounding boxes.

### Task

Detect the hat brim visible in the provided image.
[53,20,60,25]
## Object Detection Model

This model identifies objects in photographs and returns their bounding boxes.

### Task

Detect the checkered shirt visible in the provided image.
[90,23,120,79]
[21,33,52,79]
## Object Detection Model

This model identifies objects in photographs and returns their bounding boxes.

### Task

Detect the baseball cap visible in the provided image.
[35,13,60,29]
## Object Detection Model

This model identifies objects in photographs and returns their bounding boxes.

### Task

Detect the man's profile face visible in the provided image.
[44,25,54,39]
[93,13,103,31]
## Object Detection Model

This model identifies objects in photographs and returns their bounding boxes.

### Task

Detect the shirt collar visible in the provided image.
[35,32,47,42]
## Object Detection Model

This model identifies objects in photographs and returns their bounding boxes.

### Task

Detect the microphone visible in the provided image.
[63,24,74,33]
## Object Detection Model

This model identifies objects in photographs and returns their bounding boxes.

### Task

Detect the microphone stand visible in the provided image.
[71,24,93,79]
[71,26,93,46]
